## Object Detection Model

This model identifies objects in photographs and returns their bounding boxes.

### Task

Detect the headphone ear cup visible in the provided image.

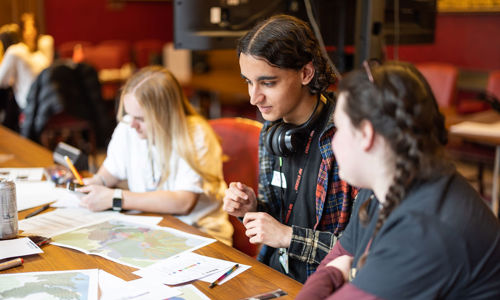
[264,122,294,157]
[264,123,279,156]
[284,128,305,154]
[274,123,291,156]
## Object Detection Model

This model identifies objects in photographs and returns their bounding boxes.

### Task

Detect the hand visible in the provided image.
[223,182,257,217]
[326,255,353,282]
[78,185,114,211]
[82,176,101,186]
[243,212,292,248]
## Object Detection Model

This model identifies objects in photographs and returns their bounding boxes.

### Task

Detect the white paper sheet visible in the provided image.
[15,181,58,211]
[19,208,114,237]
[0,237,43,260]
[134,252,250,285]
[198,260,250,285]
[0,168,44,181]
[99,270,181,300]
[50,187,85,208]
[116,215,163,226]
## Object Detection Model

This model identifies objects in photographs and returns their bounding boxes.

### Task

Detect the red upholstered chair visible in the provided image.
[83,41,132,100]
[133,39,165,68]
[57,41,92,59]
[209,117,263,258]
[454,71,500,115]
[416,62,458,109]
[487,70,500,100]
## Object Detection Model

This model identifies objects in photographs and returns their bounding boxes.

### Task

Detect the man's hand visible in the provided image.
[243,212,292,248]
[223,182,257,217]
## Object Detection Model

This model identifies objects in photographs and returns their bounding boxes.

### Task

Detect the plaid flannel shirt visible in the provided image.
[257,95,357,278]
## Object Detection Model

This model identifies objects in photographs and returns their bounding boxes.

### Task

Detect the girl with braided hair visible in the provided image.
[296,61,500,299]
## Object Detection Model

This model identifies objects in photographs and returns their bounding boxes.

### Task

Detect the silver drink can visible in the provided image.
[0,179,18,239]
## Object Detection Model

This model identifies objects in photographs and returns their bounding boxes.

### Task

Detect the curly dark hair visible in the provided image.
[237,14,335,94]
[338,61,450,266]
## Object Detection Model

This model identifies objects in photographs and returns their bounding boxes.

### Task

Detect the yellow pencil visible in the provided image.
[64,155,84,185]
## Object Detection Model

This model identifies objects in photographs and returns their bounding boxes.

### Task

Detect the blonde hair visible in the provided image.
[117,66,221,187]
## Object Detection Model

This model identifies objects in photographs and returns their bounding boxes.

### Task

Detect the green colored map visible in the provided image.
[0,270,97,300]
[52,219,215,268]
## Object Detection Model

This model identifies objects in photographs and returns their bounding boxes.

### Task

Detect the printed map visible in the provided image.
[51,219,215,268]
[0,269,98,300]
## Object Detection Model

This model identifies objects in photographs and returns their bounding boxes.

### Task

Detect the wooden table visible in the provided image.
[0,125,302,299]
[448,110,500,216]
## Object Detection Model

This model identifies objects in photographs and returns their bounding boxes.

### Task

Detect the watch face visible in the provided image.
[112,197,122,211]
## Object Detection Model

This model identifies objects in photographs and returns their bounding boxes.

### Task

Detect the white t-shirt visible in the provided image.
[0,41,51,109]
[103,116,232,244]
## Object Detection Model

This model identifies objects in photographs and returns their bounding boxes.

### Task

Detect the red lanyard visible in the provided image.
[282,130,315,225]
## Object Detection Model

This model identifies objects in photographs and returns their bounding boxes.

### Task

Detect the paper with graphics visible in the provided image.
[51,218,215,269]
[0,269,98,300]
[135,252,250,285]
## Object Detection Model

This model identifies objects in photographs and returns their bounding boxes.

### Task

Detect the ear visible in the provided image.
[301,61,315,85]
[358,119,375,151]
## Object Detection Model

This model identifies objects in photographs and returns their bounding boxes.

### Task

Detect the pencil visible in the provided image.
[209,263,239,288]
[0,258,24,271]
[64,156,84,185]
[25,203,50,218]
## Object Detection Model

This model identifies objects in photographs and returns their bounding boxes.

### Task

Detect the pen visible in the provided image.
[209,263,239,288]
[25,203,50,218]
[243,289,287,300]
[64,155,84,185]
[0,258,24,271]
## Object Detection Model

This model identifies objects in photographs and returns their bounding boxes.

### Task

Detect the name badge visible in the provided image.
[271,171,287,188]
[278,248,289,274]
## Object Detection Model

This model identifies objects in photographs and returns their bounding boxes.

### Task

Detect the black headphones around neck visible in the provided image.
[264,94,327,157]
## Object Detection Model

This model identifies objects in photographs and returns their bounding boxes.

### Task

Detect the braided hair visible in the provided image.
[338,61,449,266]
[237,14,335,95]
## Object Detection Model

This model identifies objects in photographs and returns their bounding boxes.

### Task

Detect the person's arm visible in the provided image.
[328,284,382,300]
[296,242,352,300]
[78,184,200,214]
[0,48,15,87]
[82,166,120,188]
[122,189,199,214]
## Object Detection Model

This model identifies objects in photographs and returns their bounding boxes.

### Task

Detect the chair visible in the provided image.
[209,117,263,258]
[447,71,500,197]
[133,39,165,68]
[416,62,458,109]
[455,70,500,115]
[83,41,132,101]
[487,70,500,100]
[22,61,113,170]
[57,41,92,59]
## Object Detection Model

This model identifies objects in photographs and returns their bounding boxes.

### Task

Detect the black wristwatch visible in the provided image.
[112,189,123,211]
